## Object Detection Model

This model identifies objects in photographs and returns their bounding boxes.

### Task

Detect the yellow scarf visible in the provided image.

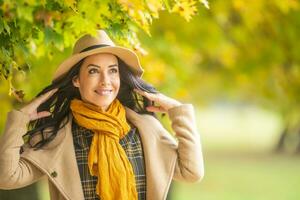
[70,99,138,200]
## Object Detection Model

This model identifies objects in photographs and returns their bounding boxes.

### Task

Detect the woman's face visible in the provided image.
[72,53,120,111]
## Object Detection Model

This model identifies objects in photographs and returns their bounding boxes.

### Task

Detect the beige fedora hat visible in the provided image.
[52,30,144,80]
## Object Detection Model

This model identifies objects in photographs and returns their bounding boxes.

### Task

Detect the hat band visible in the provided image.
[80,44,111,53]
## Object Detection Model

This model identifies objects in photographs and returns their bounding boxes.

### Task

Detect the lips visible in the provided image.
[95,88,113,96]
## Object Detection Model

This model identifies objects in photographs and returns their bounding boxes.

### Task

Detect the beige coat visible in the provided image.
[0,104,204,200]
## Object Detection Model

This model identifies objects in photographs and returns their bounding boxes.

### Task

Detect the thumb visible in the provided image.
[146,106,166,113]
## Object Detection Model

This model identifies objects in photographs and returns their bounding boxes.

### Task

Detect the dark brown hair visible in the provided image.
[23,57,157,150]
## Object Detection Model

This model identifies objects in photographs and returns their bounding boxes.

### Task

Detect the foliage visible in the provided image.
[0,0,208,100]
[140,0,300,121]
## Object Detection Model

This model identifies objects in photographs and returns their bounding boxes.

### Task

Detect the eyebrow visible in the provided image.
[87,64,118,68]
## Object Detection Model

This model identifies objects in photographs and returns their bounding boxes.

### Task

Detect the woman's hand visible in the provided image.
[20,88,58,121]
[134,89,182,113]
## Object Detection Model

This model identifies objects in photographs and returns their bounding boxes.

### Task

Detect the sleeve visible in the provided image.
[168,104,204,183]
[0,110,44,189]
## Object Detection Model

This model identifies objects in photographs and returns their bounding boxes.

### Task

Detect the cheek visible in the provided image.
[79,78,97,96]
[113,78,121,92]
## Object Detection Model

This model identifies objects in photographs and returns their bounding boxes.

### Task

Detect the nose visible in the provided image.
[99,71,110,86]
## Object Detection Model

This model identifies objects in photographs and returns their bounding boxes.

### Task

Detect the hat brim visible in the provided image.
[52,46,144,81]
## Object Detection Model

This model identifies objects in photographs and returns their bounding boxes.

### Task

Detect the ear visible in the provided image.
[72,75,80,88]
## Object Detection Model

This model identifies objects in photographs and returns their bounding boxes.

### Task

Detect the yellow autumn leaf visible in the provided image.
[118,0,144,11]
[171,0,198,22]
[146,0,164,18]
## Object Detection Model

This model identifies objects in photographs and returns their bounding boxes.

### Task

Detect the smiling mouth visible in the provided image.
[95,89,113,96]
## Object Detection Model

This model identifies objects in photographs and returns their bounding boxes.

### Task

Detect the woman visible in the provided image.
[0,30,204,200]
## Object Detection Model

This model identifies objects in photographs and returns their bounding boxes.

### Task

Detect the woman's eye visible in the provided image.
[88,68,99,74]
[110,68,118,73]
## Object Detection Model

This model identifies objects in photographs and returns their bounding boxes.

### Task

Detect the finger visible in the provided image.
[33,111,52,120]
[146,106,167,113]
[134,89,158,101]
[35,88,58,105]
[134,89,147,96]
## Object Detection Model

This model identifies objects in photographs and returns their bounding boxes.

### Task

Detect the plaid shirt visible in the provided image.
[72,120,147,200]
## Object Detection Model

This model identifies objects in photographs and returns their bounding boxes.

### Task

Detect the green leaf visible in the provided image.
[44,27,64,50]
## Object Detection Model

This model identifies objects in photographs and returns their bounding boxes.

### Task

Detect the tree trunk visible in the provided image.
[295,128,300,154]
[275,126,288,153]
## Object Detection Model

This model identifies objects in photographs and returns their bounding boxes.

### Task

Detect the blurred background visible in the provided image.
[1,0,300,199]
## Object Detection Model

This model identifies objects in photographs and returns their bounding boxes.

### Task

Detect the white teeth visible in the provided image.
[95,90,112,95]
